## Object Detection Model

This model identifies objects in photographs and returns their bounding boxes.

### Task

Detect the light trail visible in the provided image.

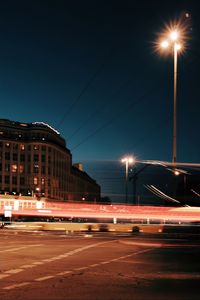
[145,184,181,204]
[140,160,200,168]
[1,202,200,222]
[191,189,200,198]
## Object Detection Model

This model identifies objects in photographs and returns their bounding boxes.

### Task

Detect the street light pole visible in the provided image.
[160,30,182,169]
[124,159,129,203]
[121,156,135,203]
[173,42,178,166]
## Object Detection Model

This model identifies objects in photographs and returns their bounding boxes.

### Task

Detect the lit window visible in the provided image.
[34,177,38,185]
[6,143,10,148]
[12,164,17,173]
[34,145,39,150]
[41,178,45,185]
[19,165,24,173]
[20,144,25,150]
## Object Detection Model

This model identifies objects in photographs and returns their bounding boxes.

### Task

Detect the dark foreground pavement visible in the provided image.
[0,230,200,300]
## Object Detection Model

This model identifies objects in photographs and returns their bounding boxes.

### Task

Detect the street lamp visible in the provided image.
[121,156,135,203]
[160,28,183,170]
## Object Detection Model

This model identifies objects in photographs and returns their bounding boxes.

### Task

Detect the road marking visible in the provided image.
[35,275,54,281]
[89,264,99,267]
[0,274,9,279]
[3,270,200,291]
[0,244,43,253]
[0,245,155,291]
[57,271,72,276]
[110,258,119,262]
[0,240,114,283]
[5,269,23,274]
[32,261,44,265]
[21,264,35,269]
[131,248,156,255]
[57,254,68,258]
[100,261,110,264]
[3,282,30,290]
[42,258,55,262]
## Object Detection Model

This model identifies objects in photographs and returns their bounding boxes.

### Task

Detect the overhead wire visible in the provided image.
[67,77,134,141]
[70,46,200,154]
[70,79,167,151]
[56,47,117,129]
[63,16,198,155]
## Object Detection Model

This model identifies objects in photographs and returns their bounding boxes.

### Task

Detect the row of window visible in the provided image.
[0,152,46,161]
[1,176,46,185]
[0,165,70,178]
[1,152,69,164]
[0,142,53,152]
[0,163,24,173]
[3,176,25,185]
[0,132,61,145]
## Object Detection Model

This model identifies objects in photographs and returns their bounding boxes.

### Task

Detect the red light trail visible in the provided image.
[1,200,200,222]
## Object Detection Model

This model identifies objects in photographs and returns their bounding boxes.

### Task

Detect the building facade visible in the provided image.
[0,119,100,202]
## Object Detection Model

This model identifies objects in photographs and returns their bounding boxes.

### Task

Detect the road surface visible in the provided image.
[0,230,200,300]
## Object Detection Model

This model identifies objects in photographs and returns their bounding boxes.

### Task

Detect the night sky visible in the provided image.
[1,1,200,200]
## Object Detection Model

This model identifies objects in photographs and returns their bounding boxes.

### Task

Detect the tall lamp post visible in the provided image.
[121,156,135,203]
[160,29,182,169]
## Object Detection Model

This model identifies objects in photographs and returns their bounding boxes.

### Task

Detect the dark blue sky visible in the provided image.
[0,0,200,164]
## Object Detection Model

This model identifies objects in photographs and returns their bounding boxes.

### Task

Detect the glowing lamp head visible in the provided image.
[174,170,180,176]
[170,30,179,41]
[121,156,135,164]
[175,43,182,51]
[128,157,134,164]
[161,40,169,48]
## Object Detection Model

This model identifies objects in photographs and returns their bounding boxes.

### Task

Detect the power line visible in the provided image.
[67,27,196,152]
[71,84,159,151]
[67,77,134,141]
[64,44,163,141]
[67,106,102,141]
[57,47,116,129]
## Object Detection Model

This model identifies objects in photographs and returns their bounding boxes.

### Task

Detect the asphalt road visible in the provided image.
[1,230,200,300]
